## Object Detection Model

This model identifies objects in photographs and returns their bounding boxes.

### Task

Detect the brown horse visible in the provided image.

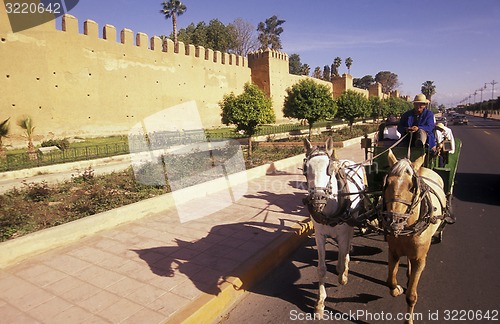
[382,149,447,324]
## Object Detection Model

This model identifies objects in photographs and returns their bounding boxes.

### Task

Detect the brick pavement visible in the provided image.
[0,143,365,324]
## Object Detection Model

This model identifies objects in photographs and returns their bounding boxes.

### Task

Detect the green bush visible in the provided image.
[41,138,70,150]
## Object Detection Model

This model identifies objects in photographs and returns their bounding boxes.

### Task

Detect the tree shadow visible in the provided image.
[133,220,299,296]
[454,172,500,206]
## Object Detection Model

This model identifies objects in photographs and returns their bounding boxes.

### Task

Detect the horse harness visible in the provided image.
[381,161,450,237]
[302,149,364,227]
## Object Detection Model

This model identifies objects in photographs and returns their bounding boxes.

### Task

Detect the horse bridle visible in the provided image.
[302,150,353,226]
[381,161,434,236]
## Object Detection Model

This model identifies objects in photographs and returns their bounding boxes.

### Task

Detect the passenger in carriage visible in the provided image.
[397,94,437,152]
[376,115,401,145]
[435,122,455,167]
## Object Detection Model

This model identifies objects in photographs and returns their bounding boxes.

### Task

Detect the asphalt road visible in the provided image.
[219,115,500,324]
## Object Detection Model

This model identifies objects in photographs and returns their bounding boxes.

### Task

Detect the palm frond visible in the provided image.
[0,118,10,137]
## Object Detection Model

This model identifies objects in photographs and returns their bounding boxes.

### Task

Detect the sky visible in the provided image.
[58,0,500,107]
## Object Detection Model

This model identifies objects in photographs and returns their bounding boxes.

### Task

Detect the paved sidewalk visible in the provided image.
[0,143,365,324]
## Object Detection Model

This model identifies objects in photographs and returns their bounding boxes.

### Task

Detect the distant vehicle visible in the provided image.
[436,116,447,126]
[453,114,468,125]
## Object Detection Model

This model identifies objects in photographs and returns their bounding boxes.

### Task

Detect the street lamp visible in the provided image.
[490,80,498,100]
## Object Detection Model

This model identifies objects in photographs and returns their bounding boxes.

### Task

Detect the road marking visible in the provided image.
[484,131,491,135]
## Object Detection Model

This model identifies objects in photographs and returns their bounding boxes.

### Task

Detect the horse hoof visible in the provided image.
[338,274,348,285]
[390,285,404,297]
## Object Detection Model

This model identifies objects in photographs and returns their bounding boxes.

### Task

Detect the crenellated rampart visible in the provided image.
[1,12,251,146]
[1,9,393,148]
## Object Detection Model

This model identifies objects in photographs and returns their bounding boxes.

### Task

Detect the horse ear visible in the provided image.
[412,154,426,171]
[304,138,313,155]
[325,137,336,158]
[388,149,398,167]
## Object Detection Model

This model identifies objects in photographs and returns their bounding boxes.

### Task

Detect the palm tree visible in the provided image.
[421,81,436,102]
[160,0,187,48]
[345,57,353,74]
[332,56,342,78]
[17,115,37,160]
[0,118,10,158]
[421,80,436,109]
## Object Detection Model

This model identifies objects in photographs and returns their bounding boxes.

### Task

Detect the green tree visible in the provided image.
[205,19,237,52]
[283,79,337,139]
[160,0,187,47]
[0,118,10,158]
[369,96,386,121]
[336,90,369,131]
[385,97,412,117]
[177,22,207,46]
[375,71,400,94]
[345,57,353,74]
[354,75,375,89]
[17,115,37,160]
[289,54,303,75]
[220,83,275,159]
[322,65,331,81]
[421,80,436,102]
[175,19,237,53]
[312,67,322,79]
[257,15,285,50]
[301,64,311,76]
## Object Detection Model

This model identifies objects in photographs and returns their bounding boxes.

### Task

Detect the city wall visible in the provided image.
[1,10,390,148]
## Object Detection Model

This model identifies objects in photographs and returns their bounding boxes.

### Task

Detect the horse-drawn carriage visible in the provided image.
[363,121,462,242]
[301,121,461,322]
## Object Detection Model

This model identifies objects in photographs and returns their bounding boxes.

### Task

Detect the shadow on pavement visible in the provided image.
[454,172,500,206]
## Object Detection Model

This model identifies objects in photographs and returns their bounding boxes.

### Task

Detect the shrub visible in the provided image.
[23,180,51,202]
[41,138,70,150]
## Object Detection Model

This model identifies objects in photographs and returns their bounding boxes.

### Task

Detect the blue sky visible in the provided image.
[61,0,500,107]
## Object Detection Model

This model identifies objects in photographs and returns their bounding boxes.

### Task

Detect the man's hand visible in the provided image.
[407,126,418,132]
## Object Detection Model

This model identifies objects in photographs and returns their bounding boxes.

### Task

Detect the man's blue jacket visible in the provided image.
[397,108,436,148]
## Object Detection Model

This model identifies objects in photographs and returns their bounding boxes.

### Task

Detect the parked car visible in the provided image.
[436,116,447,126]
[453,114,468,125]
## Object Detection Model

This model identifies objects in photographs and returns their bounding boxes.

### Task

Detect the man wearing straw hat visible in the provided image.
[397,94,437,151]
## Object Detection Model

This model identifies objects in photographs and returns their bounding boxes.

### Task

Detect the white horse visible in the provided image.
[303,137,367,316]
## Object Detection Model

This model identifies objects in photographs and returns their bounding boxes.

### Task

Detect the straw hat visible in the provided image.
[413,94,429,103]
[435,122,446,130]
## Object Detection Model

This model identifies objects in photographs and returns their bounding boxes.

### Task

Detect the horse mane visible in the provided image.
[387,158,414,177]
